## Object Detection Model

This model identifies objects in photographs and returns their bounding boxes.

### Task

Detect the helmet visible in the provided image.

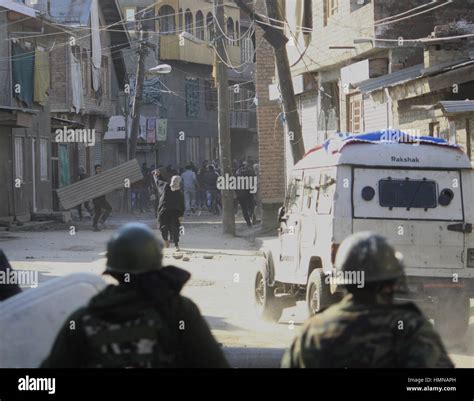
[334,231,405,285]
[105,223,164,275]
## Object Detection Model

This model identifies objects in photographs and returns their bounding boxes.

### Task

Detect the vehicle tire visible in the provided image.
[433,290,470,342]
[306,269,333,317]
[254,267,284,322]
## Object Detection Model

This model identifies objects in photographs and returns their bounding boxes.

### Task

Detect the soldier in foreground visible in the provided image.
[41,223,229,368]
[281,232,454,368]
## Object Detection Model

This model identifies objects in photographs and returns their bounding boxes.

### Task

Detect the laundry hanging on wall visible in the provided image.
[12,42,34,107]
[70,48,84,113]
[34,47,50,106]
[90,0,102,93]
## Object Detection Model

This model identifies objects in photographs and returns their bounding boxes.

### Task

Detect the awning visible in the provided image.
[439,100,474,115]
[0,106,38,128]
[51,117,85,130]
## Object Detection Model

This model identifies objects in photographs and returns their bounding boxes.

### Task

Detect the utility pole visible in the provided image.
[265,0,305,164]
[215,0,236,236]
[234,0,305,164]
[129,30,148,160]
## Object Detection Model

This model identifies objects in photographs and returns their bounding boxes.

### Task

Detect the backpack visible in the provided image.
[80,306,178,368]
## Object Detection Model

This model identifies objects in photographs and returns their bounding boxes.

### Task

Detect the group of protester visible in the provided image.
[75,159,261,233]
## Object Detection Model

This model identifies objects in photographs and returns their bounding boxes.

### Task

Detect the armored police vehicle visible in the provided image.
[255,132,473,339]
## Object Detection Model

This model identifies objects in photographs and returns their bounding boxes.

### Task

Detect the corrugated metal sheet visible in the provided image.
[57,159,143,209]
[93,134,102,166]
[358,58,474,95]
[358,64,424,94]
[440,101,474,114]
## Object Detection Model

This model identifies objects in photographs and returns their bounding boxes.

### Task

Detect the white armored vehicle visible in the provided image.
[255,132,473,338]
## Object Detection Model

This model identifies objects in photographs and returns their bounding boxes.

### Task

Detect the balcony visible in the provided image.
[160,34,241,66]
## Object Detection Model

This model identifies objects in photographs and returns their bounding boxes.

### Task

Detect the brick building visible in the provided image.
[254,0,286,230]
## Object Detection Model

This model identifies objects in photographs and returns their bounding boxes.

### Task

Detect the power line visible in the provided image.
[375,0,438,23]
[0,1,160,63]
[375,0,454,26]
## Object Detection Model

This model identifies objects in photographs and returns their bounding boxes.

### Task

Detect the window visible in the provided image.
[185,9,193,34]
[185,77,200,118]
[226,17,234,44]
[124,7,136,32]
[430,122,440,138]
[242,37,254,63]
[348,96,362,133]
[285,178,303,212]
[379,179,438,209]
[40,138,48,181]
[158,5,176,35]
[302,0,313,44]
[324,0,338,25]
[206,12,214,42]
[351,0,370,12]
[101,56,109,97]
[196,11,204,40]
[186,137,200,165]
[317,171,336,214]
[303,174,318,210]
[205,80,217,111]
[178,9,183,32]
[14,137,24,180]
[235,21,240,46]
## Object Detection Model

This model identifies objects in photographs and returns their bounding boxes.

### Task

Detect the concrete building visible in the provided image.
[28,0,130,211]
[356,25,474,159]
[279,0,474,151]
[0,1,58,224]
[112,0,255,171]
[253,0,474,228]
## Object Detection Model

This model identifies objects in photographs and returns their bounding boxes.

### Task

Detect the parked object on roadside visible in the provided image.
[0,250,22,302]
[255,131,473,342]
[40,223,229,368]
[281,232,454,368]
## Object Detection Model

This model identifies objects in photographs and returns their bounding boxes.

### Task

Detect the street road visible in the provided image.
[1,214,473,368]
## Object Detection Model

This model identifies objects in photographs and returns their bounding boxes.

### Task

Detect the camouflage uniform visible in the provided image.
[282,232,454,369]
[281,294,454,368]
